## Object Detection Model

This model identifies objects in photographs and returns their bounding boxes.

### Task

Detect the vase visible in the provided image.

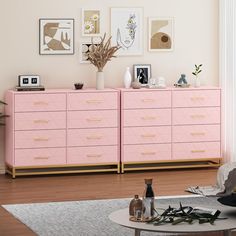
[123,67,132,89]
[96,71,104,90]
[194,76,201,87]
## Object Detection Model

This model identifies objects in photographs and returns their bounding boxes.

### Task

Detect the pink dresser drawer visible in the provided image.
[173,107,220,125]
[15,112,66,130]
[124,126,171,144]
[68,110,118,128]
[173,125,220,143]
[68,92,118,110]
[123,144,171,162]
[124,109,171,127]
[67,128,118,146]
[15,148,66,166]
[172,142,221,159]
[15,130,66,148]
[15,93,66,112]
[123,91,171,109]
[172,90,220,107]
[67,146,118,164]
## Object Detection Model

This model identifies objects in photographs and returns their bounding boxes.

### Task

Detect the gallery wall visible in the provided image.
[0,0,219,171]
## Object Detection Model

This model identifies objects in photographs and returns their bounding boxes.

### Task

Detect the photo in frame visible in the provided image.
[110,7,143,56]
[133,64,151,86]
[148,17,174,51]
[79,41,99,64]
[81,9,102,37]
[39,18,74,55]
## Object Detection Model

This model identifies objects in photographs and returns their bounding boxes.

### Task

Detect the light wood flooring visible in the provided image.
[0,168,234,236]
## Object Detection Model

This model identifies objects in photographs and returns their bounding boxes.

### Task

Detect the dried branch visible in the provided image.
[87,33,121,72]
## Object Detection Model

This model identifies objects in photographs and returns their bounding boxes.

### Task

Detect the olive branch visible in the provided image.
[192,64,203,77]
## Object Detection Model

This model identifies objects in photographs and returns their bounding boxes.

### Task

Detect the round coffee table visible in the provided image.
[109,204,236,236]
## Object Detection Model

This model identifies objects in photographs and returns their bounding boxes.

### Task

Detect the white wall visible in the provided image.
[0,0,219,170]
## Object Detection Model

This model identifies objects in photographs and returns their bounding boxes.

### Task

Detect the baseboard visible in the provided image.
[0,165,5,174]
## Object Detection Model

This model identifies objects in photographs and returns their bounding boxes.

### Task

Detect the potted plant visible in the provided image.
[192,64,202,87]
[87,33,120,90]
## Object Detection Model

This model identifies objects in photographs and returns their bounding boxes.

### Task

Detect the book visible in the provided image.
[15,86,45,91]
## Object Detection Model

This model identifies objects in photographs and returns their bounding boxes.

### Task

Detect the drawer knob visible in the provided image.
[86,154,102,158]
[141,99,155,103]
[141,134,156,138]
[141,116,156,120]
[191,150,206,153]
[34,156,49,160]
[33,101,48,106]
[86,136,102,140]
[34,137,49,142]
[190,115,205,119]
[190,97,205,101]
[141,151,156,155]
[86,100,103,104]
[190,132,205,136]
[33,120,49,124]
[86,118,102,122]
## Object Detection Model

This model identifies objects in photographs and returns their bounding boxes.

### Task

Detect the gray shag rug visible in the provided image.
[1,195,226,236]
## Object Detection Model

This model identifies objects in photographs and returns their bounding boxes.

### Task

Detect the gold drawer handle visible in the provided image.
[86,100,103,104]
[190,97,205,101]
[86,118,102,122]
[34,137,49,142]
[141,116,156,120]
[141,134,156,138]
[33,101,48,106]
[190,132,205,136]
[33,120,49,124]
[141,151,156,155]
[190,115,205,119]
[141,99,155,103]
[191,150,206,153]
[86,136,102,140]
[86,154,102,158]
[34,156,49,160]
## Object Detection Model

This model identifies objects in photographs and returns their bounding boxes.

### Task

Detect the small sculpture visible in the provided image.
[174,74,190,88]
[131,81,142,89]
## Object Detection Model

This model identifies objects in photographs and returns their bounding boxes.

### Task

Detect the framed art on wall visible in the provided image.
[148,17,174,51]
[81,9,102,37]
[110,7,143,56]
[79,41,99,64]
[39,18,74,55]
[133,64,151,86]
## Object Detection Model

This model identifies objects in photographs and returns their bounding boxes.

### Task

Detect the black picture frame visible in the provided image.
[133,64,152,86]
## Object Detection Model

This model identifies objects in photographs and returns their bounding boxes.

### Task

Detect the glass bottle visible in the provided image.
[142,178,155,219]
[129,194,142,218]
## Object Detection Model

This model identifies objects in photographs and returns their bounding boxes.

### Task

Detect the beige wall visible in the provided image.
[0,0,219,170]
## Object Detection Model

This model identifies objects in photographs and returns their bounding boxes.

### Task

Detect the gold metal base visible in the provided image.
[121,158,221,173]
[6,162,120,178]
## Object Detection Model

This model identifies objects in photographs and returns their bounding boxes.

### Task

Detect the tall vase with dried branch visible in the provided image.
[87,33,120,90]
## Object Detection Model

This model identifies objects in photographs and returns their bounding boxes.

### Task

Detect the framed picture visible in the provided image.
[133,64,151,86]
[79,41,99,64]
[81,9,102,37]
[111,7,143,56]
[148,17,174,51]
[18,75,40,87]
[39,18,74,55]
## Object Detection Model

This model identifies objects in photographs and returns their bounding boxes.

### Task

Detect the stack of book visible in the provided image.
[15,86,45,91]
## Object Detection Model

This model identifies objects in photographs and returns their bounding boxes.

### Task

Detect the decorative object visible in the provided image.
[74,83,84,90]
[79,41,99,64]
[123,67,132,88]
[111,8,143,56]
[81,9,102,36]
[87,33,120,90]
[174,75,190,88]
[18,75,40,87]
[0,100,8,126]
[192,64,202,87]
[39,18,74,55]
[131,81,141,89]
[133,64,151,86]
[148,17,174,51]
[129,195,142,217]
[157,76,166,88]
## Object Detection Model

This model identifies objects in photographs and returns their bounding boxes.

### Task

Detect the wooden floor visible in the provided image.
[0,168,234,236]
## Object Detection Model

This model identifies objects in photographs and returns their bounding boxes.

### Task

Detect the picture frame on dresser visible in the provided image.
[39,18,74,55]
[133,64,151,86]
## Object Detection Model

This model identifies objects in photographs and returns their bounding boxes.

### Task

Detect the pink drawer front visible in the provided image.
[14,148,66,166]
[123,126,171,144]
[15,112,66,130]
[173,107,220,125]
[15,130,66,148]
[123,91,171,109]
[172,90,220,107]
[15,93,66,112]
[172,142,221,159]
[67,92,118,110]
[68,110,118,128]
[67,128,118,146]
[123,144,171,162]
[124,109,171,127]
[173,125,220,143]
[67,146,118,164]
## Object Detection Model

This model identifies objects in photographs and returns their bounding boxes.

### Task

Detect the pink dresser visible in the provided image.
[120,87,221,172]
[5,89,120,178]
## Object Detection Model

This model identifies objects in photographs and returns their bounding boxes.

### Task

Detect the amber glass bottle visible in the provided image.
[129,194,142,217]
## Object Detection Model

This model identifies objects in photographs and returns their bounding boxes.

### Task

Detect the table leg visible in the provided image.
[134,229,141,236]
[223,230,231,236]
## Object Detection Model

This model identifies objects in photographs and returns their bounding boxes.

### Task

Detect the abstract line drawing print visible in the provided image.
[40,19,74,55]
